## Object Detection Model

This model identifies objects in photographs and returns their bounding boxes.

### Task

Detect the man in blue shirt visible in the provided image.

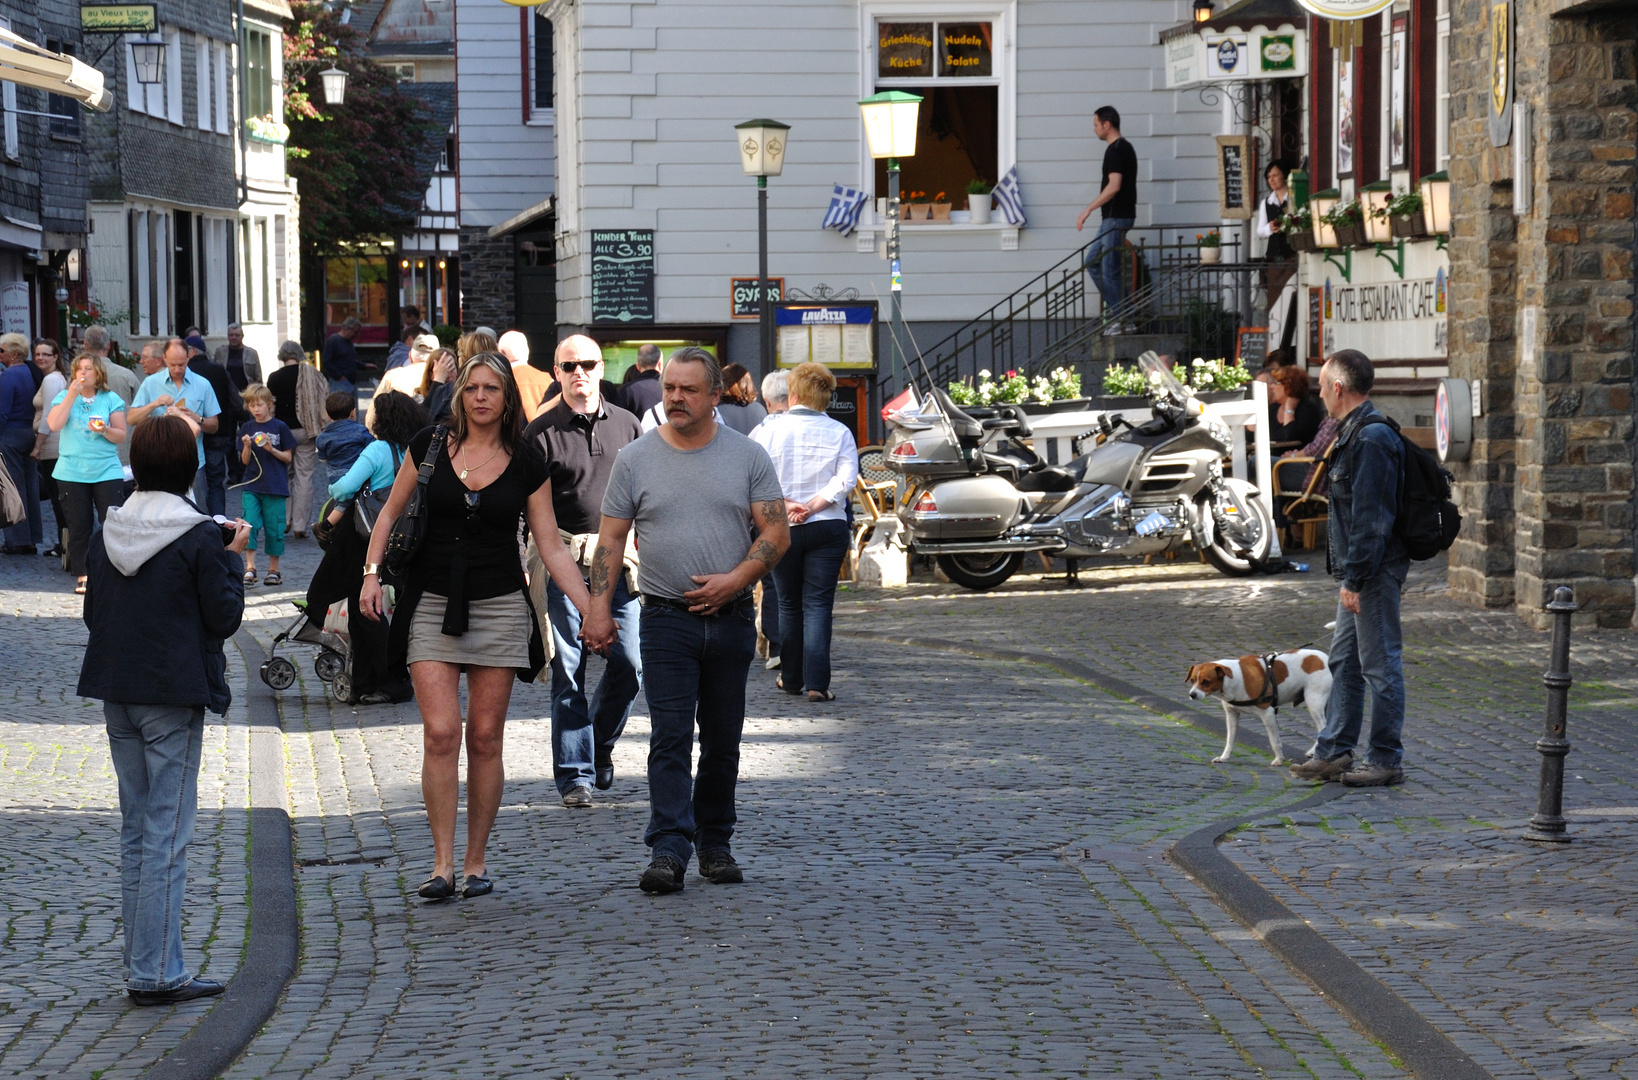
[0,339,42,552]
[322,317,361,395]
[130,339,222,471]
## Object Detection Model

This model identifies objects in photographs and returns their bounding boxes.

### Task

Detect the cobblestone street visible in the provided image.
[5,520,1637,1078]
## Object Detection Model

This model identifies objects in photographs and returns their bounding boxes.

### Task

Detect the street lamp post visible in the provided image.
[735,119,790,375]
[858,91,921,386]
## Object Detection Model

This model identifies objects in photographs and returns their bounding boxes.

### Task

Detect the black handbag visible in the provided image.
[383,426,447,578]
[351,446,402,540]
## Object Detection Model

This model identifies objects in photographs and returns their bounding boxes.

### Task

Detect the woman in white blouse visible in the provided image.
[750,363,858,702]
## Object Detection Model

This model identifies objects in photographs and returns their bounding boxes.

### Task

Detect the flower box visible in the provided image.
[1094,394,1152,411]
[1390,214,1430,239]
[1287,230,1315,254]
[1196,388,1250,403]
[1334,222,1368,248]
[1019,397,1095,415]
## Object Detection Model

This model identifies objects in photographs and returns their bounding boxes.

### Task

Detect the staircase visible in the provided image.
[879,223,1262,403]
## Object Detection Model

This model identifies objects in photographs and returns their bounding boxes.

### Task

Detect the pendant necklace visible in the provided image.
[459,442,502,481]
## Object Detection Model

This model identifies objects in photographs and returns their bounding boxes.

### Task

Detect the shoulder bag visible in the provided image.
[352,445,403,540]
[383,426,447,577]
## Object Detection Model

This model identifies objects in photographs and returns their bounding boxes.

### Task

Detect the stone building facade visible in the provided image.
[1444,0,1636,629]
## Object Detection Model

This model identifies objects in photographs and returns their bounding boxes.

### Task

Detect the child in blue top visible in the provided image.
[314,391,373,485]
[238,383,294,587]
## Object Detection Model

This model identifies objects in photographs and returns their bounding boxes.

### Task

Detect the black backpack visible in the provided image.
[1355,415,1461,560]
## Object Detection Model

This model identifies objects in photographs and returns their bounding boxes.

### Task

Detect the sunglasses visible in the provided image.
[463,490,482,517]
[558,360,599,373]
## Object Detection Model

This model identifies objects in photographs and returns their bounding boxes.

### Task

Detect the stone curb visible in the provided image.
[835,627,1494,1080]
[140,631,298,1080]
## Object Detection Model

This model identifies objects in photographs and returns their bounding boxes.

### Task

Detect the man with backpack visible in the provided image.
[1291,350,1420,787]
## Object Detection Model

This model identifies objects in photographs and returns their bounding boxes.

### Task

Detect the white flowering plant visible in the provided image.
[1104,357,1251,396]
[949,366,1083,407]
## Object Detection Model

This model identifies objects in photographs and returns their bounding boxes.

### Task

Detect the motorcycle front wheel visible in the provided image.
[936,551,1025,590]
[1197,487,1275,576]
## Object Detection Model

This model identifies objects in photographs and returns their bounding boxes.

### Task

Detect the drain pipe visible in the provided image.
[236,0,248,209]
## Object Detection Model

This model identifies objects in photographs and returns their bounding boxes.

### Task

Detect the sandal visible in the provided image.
[74,578,86,595]
[264,572,283,586]
[461,874,493,899]
[417,874,456,900]
[243,569,258,584]
[775,676,802,695]
[808,690,836,703]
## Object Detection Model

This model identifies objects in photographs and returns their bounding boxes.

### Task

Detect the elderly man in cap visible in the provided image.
[367,333,440,431]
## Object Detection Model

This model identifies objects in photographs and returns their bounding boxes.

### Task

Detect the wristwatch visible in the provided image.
[362,563,381,578]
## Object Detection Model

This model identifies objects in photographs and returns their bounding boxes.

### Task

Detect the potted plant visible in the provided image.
[929,191,952,223]
[1197,230,1222,264]
[1018,366,1092,414]
[1281,206,1315,253]
[1182,357,1253,402]
[966,178,993,225]
[1387,190,1429,238]
[902,190,929,221]
[1098,362,1154,410]
[1322,199,1367,247]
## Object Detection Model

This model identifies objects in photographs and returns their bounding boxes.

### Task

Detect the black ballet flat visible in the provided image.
[417,874,456,900]
[461,874,493,899]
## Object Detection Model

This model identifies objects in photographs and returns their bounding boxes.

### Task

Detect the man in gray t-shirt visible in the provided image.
[584,348,789,896]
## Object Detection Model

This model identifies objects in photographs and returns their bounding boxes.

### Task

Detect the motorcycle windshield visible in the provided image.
[1137,351,1194,407]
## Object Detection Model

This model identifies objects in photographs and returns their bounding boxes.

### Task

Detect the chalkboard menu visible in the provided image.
[1215,135,1253,221]
[590,230,655,324]
[1236,326,1269,367]
[1307,286,1325,362]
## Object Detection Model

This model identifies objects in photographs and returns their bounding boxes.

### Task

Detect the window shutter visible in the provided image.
[166,29,184,125]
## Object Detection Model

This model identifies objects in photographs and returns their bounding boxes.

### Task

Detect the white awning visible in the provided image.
[486,196,556,240]
[0,26,112,112]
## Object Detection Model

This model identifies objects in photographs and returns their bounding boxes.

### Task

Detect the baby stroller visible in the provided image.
[260,599,355,702]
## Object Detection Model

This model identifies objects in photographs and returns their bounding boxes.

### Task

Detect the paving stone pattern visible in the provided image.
[835,556,1638,1079]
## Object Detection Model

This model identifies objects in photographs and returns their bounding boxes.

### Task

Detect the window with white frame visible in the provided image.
[527,10,553,122]
[866,6,1013,213]
[242,25,274,123]
[1436,0,1450,170]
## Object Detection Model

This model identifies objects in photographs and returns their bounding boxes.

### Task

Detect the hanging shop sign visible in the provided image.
[1317,271,1448,362]
[774,303,877,370]
[80,4,157,32]
[1162,24,1307,89]
[1488,0,1514,147]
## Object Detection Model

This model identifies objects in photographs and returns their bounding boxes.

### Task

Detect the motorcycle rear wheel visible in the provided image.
[936,551,1025,591]
[1197,488,1275,576]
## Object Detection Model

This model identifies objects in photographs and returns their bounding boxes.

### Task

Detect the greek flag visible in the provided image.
[821,183,870,236]
[993,165,1027,226]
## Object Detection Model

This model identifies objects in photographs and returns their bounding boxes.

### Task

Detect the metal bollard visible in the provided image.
[1524,586,1577,844]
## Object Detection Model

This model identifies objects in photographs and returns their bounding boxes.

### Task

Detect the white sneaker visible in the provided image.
[765,656,782,670]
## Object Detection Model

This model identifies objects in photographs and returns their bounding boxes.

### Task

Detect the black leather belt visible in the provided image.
[639,592,752,616]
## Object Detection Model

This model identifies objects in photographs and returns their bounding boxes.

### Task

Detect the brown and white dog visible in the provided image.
[1184,649,1332,766]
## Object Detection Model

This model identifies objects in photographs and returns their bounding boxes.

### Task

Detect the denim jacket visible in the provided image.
[1326,400,1408,591]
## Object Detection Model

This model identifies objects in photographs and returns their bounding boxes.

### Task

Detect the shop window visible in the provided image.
[870,14,1009,212]
[325,255,389,343]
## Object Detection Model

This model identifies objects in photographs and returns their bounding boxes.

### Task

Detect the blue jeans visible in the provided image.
[771,519,849,693]
[639,599,756,868]
[105,702,205,992]
[1312,576,1406,768]
[548,574,643,793]
[1,425,42,546]
[327,378,356,402]
[197,435,230,518]
[1082,217,1134,315]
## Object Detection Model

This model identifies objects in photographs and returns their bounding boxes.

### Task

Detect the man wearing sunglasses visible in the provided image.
[522,335,645,807]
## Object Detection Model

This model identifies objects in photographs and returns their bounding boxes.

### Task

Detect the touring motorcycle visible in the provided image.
[882,352,1275,590]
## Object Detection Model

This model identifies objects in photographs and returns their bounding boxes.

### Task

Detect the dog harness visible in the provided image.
[1227,652,1283,711]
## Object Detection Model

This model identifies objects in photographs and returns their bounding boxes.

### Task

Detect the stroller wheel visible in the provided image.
[315,651,345,682]
[330,670,352,703]
[263,656,298,690]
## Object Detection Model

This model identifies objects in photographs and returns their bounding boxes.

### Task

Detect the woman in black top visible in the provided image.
[1268,364,1325,450]
[359,352,591,901]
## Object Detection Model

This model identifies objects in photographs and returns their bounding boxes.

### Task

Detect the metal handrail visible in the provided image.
[881,223,1252,400]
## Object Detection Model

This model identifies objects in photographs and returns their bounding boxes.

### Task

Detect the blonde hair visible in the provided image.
[72,352,110,393]
[788,362,837,411]
[449,352,524,448]
[0,332,26,358]
[243,382,274,408]
[458,330,498,363]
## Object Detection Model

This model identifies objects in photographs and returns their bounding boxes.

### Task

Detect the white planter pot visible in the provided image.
[1198,246,1221,264]
[968,193,992,225]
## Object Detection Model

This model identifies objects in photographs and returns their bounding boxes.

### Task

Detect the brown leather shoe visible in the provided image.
[1289,751,1352,782]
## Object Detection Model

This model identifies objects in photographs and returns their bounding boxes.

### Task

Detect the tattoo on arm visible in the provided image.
[749,538,780,574]
[756,497,789,530]
[589,544,613,597]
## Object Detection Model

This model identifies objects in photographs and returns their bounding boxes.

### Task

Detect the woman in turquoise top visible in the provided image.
[48,353,128,593]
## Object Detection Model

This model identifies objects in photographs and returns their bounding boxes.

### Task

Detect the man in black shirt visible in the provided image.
[1075,105,1139,332]
[619,342,663,417]
[321,317,361,395]
[522,335,645,805]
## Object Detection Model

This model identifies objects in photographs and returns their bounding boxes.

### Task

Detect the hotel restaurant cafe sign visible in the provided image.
[1161,14,1308,89]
